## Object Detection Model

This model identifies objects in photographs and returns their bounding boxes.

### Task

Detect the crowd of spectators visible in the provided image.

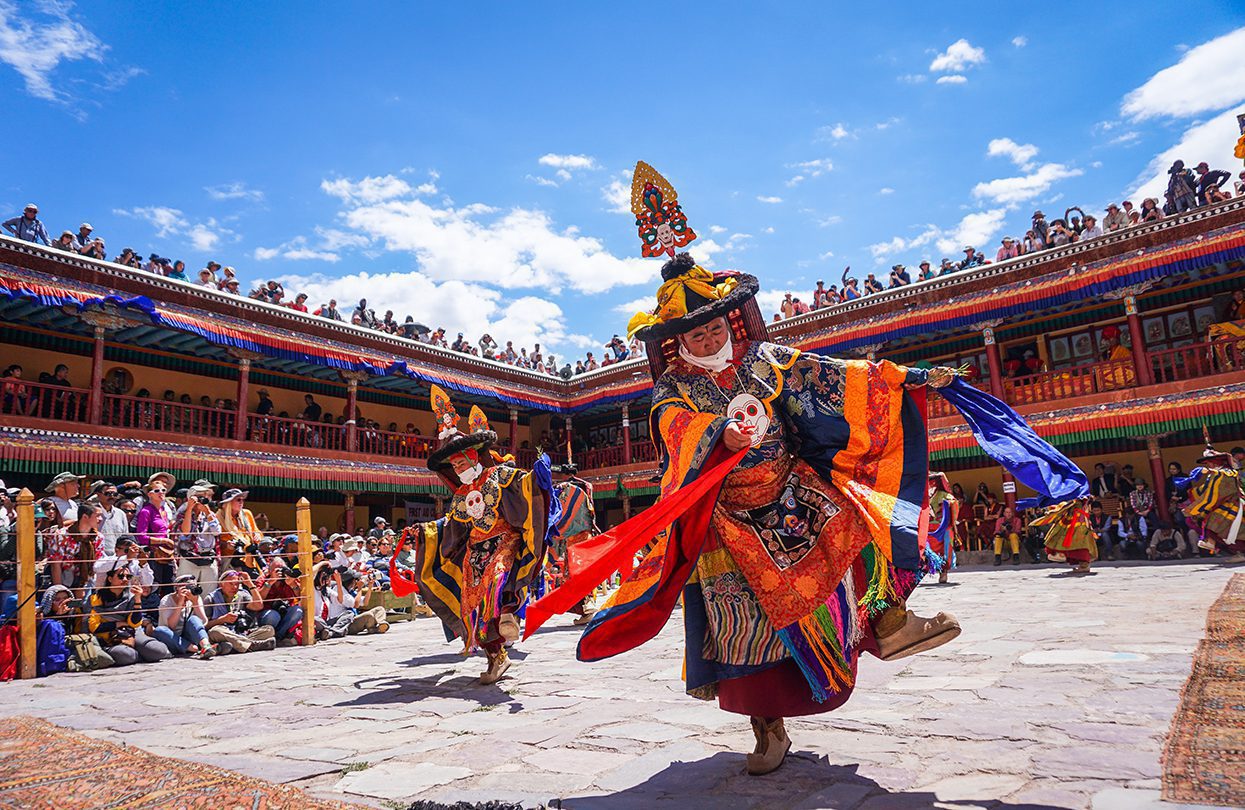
[0,469,411,677]
[953,449,1245,566]
[2,204,640,378]
[775,158,1245,321]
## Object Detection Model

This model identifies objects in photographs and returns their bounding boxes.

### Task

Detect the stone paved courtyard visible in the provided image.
[1,561,1240,810]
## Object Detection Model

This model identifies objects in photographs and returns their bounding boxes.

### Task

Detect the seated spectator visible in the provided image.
[959,246,984,270]
[52,230,78,252]
[841,276,860,300]
[1080,214,1103,240]
[1140,197,1162,222]
[2,203,50,245]
[88,562,171,665]
[863,273,884,294]
[287,293,310,312]
[204,570,277,653]
[996,237,1019,262]
[888,265,911,288]
[993,506,1023,565]
[978,493,1003,543]
[195,268,216,287]
[312,564,388,639]
[1147,521,1187,560]
[153,574,215,658]
[252,561,305,643]
[915,261,934,281]
[39,584,80,636]
[1088,500,1119,561]
[1047,219,1075,246]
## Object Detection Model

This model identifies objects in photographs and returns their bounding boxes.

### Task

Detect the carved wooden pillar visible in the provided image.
[564,415,573,464]
[509,408,519,451]
[343,491,357,534]
[339,371,369,453]
[89,326,105,425]
[622,493,632,520]
[621,403,632,464]
[234,358,251,441]
[1125,295,1152,386]
[983,327,1005,401]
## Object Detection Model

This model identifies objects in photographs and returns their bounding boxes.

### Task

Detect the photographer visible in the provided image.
[87,563,171,666]
[176,484,221,590]
[254,562,305,643]
[313,563,388,639]
[153,574,214,658]
[205,570,276,653]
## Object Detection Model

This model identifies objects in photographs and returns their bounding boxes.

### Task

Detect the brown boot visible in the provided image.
[874,607,961,661]
[480,649,511,685]
[745,717,791,775]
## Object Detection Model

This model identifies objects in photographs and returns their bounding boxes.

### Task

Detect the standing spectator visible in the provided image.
[996,236,1020,262]
[959,246,983,270]
[863,273,884,294]
[287,293,310,313]
[1047,219,1074,247]
[605,335,629,362]
[1088,501,1119,561]
[167,260,188,281]
[1090,463,1117,498]
[1116,464,1138,497]
[93,482,130,556]
[72,222,95,249]
[354,299,377,328]
[1103,203,1128,232]
[175,484,221,591]
[1165,461,1185,506]
[938,258,956,275]
[916,261,935,281]
[1235,171,1245,197]
[195,268,216,288]
[302,394,322,422]
[320,299,344,321]
[255,388,274,417]
[217,489,263,550]
[45,471,81,524]
[368,517,388,542]
[1080,215,1103,240]
[1126,479,1156,547]
[87,563,171,665]
[1166,160,1198,213]
[2,203,50,245]
[153,574,215,657]
[888,265,911,287]
[51,230,78,252]
[780,293,795,319]
[136,476,177,590]
[1194,162,1232,205]
[1030,210,1049,246]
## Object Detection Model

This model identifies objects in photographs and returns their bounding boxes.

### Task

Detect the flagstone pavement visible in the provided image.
[1,561,1240,810]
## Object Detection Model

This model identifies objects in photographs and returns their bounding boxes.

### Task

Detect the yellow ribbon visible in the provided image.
[627,266,739,339]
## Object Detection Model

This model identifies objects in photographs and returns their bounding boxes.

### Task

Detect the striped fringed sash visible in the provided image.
[775,541,925,703]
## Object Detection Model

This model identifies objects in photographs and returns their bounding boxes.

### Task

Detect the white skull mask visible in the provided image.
[464,490,485,520]
[727,393,770,448]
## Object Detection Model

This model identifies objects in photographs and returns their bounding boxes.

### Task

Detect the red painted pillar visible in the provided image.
[983,328,1016,512]
[88,326,105,425]
[621,403,632,464]
[343,492,356,534]
[1125,295,1152,387]
[509,408,519,452]
[983,327,1005,400]
[346,379,359,452]
[234,359,250,441]
[1147,436,1171,524]
[564,416,573,465]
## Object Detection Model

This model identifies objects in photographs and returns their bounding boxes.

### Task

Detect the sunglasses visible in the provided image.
[150,487,166,494]
[112,571,132,579]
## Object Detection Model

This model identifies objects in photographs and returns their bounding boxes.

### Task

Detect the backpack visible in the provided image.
[65,633,113,672]
[35,620,68,677]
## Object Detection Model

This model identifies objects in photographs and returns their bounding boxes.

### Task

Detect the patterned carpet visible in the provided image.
[1163,572,1245,807]
[0,716,363,809]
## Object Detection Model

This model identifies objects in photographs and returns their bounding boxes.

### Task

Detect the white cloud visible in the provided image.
[756,195,783,204]
[253,235,340,263]
[1128,104,1245,202]
[537,154,597,171]
[205,182,265,203]
[113,206,232,253]
[878,187,895,196]
[1109,131,1141,146]
[876,117,901,131]
[601,173,631,215]
[818,122,853,141]
[708,224,727,234]
[314,173,654,295]
[785,158,833,186]
[897,74,927,84]
[972,163,1084,205]
[936,75,968,85]
[0,0,104,102]
[763,226,775,235]
[1121,27,1245,120]
[986,138,1039,170]
[929,38,986,73]
[869,225,939,261]
[935,209,1008,254]
[613,295,656,315]
[321,174,426,205]
[526,174,560,188]
[1012,35,1028,48]
[818,250,835,260]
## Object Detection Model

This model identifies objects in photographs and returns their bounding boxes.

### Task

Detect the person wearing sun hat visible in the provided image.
[391,385,556,685]
[1175,445,1245,558]
[216,488,263,552]
[45,471,84,523]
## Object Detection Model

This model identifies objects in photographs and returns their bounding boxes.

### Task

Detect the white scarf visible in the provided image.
[457,463,484,485]
[679,336,734,373]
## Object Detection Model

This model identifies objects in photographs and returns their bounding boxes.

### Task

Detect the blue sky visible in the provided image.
[2,2,1244,363]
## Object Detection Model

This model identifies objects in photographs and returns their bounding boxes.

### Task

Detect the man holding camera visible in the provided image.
[204,570,277,653]
[176,483,221,591]
[253,562,305,644]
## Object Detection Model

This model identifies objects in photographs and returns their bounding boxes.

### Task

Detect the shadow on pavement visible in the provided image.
[342,671,517,709]
[559,753,1068,810]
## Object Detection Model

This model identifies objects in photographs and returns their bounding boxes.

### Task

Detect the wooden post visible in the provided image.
[622,493,632,520]
[1125,295,1153,387]
[234,358,251,441]
[1147,436,1171,524]
[295,498,315,646]
[16,489,36,679]
[509,408,519,452]
[88,326,105,425]
[621,403,632,464]
[564,415,573,465]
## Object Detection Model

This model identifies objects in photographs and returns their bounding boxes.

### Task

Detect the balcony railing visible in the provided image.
[102,395,234,438]
[1004,359,1136,406]
[1150,339,1243,385]
[248,413,348,451]
[0,379,89,422]
[358,428,432,459]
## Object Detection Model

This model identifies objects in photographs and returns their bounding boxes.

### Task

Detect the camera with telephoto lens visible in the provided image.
[189,584,203,596]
